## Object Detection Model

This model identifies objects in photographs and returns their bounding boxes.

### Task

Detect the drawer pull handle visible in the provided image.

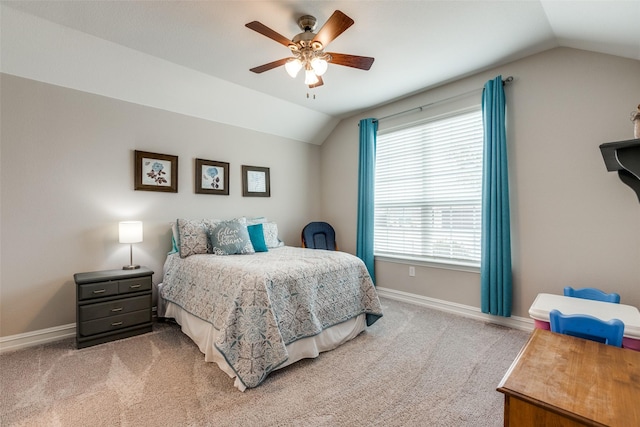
[130,284,142,289]
[111,322,123,326]
[111,307,123,312]
[93,289,106,294]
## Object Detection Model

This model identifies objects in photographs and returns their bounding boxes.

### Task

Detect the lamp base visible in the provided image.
[122,264,140,270]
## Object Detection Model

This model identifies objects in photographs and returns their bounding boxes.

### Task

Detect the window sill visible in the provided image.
[374,255,480,274]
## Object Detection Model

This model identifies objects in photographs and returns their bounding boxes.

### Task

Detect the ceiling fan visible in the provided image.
[246,10,374,88]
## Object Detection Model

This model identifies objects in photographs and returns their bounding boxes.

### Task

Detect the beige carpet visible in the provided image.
[1,298,529,426]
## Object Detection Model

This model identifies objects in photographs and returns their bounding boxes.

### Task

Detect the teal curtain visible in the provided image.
[357,118,378,283]
[481,76,512,317]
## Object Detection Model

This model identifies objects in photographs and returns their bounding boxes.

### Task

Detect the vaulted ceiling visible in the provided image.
[2,1,639,144]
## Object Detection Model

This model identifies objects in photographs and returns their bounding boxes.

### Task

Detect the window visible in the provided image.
[374,108,483,267]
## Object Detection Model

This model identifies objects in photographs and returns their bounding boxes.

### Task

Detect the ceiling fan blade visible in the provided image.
[327,53,375,70]
[250,58,290,74]
[308,75,324,89]
[245,21,293,48]
[312,10,354,48]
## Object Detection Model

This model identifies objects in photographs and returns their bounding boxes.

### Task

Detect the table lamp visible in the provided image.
[119,221,143,270]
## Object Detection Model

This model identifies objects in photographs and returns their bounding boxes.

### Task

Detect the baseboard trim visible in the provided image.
[376,287,534,332]
[0,291,532,354]
[0,323,76,354]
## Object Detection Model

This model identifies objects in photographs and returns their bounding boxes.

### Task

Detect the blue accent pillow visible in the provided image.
[207,219,255,255]
[247,223,269,252]
[169,235,179,254]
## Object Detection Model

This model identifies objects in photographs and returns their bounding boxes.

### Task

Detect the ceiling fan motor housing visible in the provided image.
[291,31,322,49]
[291,15,323,51]
[297,15,317,32]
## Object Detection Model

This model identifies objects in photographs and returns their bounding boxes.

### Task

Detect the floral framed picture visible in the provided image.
[195,158,229,195]
[242,165,270,197]
[134,150,178,193]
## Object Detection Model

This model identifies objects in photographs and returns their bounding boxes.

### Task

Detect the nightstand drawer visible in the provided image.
[79,309,151,336]
[79,295,151,322]
[78,281,118,300]
[118,276,152,294]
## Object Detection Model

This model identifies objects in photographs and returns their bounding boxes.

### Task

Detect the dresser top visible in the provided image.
[498,329,640,426]
[74,267,153,284]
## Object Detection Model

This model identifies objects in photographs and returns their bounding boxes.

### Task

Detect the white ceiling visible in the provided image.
[3,0,639,121]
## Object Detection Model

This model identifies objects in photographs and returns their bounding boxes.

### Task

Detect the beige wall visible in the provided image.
[321,47,640,318]
[0,74,321,337]
[2,46,639,339]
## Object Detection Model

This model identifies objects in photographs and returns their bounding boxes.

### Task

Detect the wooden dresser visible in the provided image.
[497,328,640,427]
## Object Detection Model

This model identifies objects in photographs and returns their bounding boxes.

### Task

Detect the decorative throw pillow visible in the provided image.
[262,222,282,248]
[208,219,255,255]
[169,221,179,254]
[247,223,268,252]
[177,218,221,258]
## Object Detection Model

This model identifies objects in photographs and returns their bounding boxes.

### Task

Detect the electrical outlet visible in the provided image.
[409,266,415,277]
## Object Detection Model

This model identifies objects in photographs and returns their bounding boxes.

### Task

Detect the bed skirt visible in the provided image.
[157,283,366,391]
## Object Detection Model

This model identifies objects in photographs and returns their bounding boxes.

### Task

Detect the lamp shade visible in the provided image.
[311,58,328,76]
[285,59,302,78]
[304,69,319,85]
[119,221,143,244]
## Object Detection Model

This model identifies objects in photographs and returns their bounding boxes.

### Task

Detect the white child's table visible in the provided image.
[529,293,640,351]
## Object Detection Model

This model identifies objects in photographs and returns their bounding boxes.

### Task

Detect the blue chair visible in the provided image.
[302,222,337,251]
[563,286,620,303]
[549,309,624,347]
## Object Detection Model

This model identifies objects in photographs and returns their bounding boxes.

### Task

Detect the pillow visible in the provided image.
[247,216,268,225]
[247,223,268,252]
[177,218,221,258]
[207,219,255,255]
[169,221,179,254]
[262,222,283,248]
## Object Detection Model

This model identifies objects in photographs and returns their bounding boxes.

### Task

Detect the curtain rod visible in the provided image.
[375,76,513,123]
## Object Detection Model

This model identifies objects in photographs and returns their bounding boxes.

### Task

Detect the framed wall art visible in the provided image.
[134,150,178,193]
[195,158,229,195]
[242,165,270,197]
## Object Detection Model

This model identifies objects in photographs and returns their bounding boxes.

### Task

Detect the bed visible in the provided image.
[158,218,383,391]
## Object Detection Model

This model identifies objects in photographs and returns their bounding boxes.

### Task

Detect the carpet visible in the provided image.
[0,298,529,426]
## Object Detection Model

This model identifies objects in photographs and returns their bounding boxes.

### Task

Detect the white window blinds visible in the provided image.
[375,108,483,266]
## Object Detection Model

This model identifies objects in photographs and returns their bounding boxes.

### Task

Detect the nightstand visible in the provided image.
[74,267,154,349]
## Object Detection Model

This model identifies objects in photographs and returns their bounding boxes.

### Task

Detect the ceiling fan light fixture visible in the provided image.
[285,58,303,78]
[246,11,374,88]
[304,69,319,85]
[310,57,328,76]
